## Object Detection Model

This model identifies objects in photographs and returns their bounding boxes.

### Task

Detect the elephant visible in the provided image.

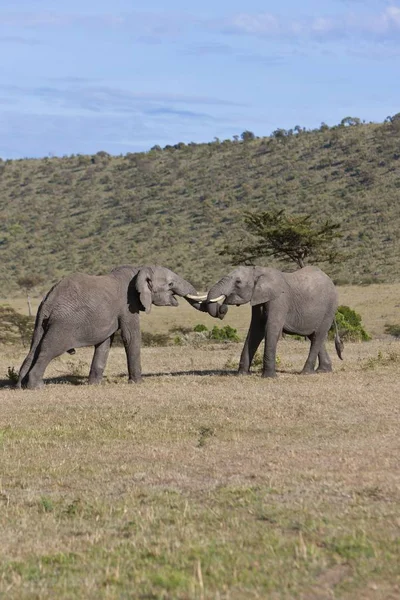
[191,265,343,378]
[17,265,217,390]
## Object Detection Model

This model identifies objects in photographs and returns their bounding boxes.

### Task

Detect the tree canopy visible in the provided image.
[220,209,343,269]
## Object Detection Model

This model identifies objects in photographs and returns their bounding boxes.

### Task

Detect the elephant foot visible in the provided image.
[261,371,277,379]
[316,366,332,374]
[237,369,251,376]
[88,377,103,385]
[26,379,45,390]
[128,377,143,384]
[300,368,317,376]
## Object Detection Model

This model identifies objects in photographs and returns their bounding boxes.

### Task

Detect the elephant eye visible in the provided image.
[235,278,242,285]
[168,281,174,288]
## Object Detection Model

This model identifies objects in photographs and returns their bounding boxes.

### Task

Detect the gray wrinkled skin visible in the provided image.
[206,265,343,378]
[17,265,199,389]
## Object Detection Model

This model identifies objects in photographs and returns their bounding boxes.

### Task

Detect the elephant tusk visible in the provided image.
[208,295,226,303]
[185,293,208,301]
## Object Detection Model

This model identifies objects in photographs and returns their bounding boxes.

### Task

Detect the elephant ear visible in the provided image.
[135,268,153,314]
[251,275,282,306]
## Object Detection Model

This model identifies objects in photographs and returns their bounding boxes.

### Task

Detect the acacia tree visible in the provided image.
[17,274,44,316]
[220,209,343,269]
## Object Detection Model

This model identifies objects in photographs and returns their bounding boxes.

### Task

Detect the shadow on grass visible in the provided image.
[1,369,304,389]
[141,369,299,378]
[0,374,88,389]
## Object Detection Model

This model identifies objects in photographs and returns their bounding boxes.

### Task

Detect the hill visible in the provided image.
[1,116,400,294]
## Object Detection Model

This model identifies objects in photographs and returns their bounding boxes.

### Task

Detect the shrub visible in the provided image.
[329,305,371,342]
[209,325,240,342]
[193,324,208,333]
[6,366,19,384]
[0,305,35,346]
[384,323,400,338]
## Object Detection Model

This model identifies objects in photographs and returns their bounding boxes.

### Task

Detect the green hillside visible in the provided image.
[1,117,400,294]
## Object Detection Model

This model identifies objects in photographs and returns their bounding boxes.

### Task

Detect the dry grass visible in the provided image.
[1,286,400,599]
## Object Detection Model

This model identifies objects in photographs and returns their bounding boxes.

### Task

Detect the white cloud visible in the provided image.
[220,4,400,41]
[227,13,279,35]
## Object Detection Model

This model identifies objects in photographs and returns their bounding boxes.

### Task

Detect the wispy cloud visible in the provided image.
[348,42,400,60]
[0,35,41,45]
[237,53,285,66]
[4,6,400,45]
[185,42,285,66]
[0,83,243,118]
[0,12,123,27]
[185,41,236,56]
[0,101,234,159]
[0,10,192,42]
[217,5,400,42]
[146,107,216,120]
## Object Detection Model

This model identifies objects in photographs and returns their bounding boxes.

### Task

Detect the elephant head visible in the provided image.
[206,266,285,309]
[135,266,201,313]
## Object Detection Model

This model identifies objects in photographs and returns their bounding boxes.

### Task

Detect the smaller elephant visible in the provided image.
[191,265,343,378]
[17,265,206,389]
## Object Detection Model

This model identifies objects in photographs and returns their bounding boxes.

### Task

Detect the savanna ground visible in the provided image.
[1,284,399,599]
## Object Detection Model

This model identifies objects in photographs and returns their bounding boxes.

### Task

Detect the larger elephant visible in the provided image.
[17,265,212,390]
[192,265,343,378]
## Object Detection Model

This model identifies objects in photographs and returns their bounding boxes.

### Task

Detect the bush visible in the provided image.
[172,324,241,346]
[101,324,241,348]
[209,325,240,342]
[193,324,208,333]
[0,305,35,346]
[384,323,400,338]
[329,305,371,342]
[6,366,19,384]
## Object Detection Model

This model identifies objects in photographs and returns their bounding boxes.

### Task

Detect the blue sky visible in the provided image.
[1,0,399,158]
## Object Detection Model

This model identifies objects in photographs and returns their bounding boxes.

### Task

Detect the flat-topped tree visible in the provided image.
[220,209,343,269]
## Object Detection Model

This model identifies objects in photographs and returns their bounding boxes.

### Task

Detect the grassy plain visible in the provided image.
[1,284,400,599]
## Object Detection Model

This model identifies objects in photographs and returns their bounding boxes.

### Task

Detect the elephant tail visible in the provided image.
[16,284,57,388]
[333,318,344,360]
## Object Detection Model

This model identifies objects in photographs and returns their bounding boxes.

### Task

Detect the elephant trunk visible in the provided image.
[200,276,232,319]
[186,299,228,320]
[207,276,232,303]
[172,276,198,298]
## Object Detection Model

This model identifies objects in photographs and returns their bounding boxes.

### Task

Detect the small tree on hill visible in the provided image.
[220,209,343,269]
[17,274,44,316]
[241,130,256,142]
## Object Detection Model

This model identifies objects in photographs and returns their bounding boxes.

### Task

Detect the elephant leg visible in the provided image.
[262,312,283,378]
[316,343,332,373]
[301,332,326,375]
[25,330,74,389]
[17,352,36,388]
[238,305,266,374]
[120,314,142,383]
[88,335,114,384]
